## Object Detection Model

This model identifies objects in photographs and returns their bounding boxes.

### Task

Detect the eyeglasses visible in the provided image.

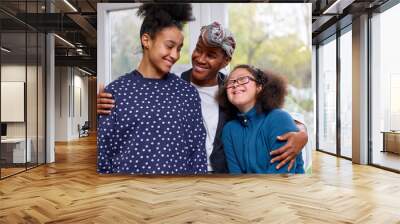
[225,76,257,89]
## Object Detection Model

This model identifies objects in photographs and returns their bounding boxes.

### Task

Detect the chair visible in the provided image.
[78,121,90,138]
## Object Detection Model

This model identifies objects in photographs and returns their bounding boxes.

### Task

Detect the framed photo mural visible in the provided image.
[97,3,313,175]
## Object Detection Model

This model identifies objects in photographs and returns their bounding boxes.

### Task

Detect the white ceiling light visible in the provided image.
[1,47,11,53]
[78,67,92,76]
[63,0,78,12]
[323,0,355,15]
[54,34,75,48]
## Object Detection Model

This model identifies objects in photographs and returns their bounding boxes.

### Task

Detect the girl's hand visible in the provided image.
[97,83,115,115]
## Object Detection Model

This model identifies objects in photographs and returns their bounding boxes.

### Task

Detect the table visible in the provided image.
[381,131,400,154]
[1,138,31,163]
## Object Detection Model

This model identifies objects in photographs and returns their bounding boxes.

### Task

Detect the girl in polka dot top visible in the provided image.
[97,3,208,174]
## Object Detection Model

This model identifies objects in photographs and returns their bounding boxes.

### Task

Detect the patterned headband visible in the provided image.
[200,21,236,58]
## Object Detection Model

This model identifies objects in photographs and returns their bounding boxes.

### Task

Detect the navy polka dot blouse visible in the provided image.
[97,70,208,174]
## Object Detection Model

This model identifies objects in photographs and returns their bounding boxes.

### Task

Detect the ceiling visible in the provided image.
[0,0,392,75]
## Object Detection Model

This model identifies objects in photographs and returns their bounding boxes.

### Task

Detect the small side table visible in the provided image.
[1,138,32,163]
[381,131,400,154]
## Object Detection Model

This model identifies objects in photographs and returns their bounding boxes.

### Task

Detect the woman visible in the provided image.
[97,3,208,174]
[217,65,304,174]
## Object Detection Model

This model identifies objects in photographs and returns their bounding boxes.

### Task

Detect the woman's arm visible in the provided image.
[269,118,308,171]
[266,110,305,174]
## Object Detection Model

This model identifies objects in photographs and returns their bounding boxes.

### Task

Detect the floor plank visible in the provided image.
[0,134,400,223]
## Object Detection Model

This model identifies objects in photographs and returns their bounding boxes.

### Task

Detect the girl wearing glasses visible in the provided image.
[217,65,304,174]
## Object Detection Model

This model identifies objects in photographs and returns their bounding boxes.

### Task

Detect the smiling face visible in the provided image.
[226,68,262,113]
[191,38,230,86]
[142,26,184,76]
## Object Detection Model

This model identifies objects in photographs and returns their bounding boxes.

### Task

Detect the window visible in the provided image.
[317,36,337,155]
[0,1,46,179]
[109,8,142,81]
[371,3,400,171]
[339,28,352,158]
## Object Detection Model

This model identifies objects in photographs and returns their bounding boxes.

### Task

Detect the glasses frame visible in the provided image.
[225,76,258,89]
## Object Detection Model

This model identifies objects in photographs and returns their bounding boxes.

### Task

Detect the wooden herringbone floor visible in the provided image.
[1,134,400,224]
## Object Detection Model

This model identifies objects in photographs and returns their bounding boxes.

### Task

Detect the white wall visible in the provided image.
[1,65,26,81]
[55,66,69,141]
[1,65,29,138]
[72,73,89,138]
[54,67,89,141]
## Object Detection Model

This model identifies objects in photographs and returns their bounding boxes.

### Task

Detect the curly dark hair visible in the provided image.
[137,3,194,41]
[216,64,288,120]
